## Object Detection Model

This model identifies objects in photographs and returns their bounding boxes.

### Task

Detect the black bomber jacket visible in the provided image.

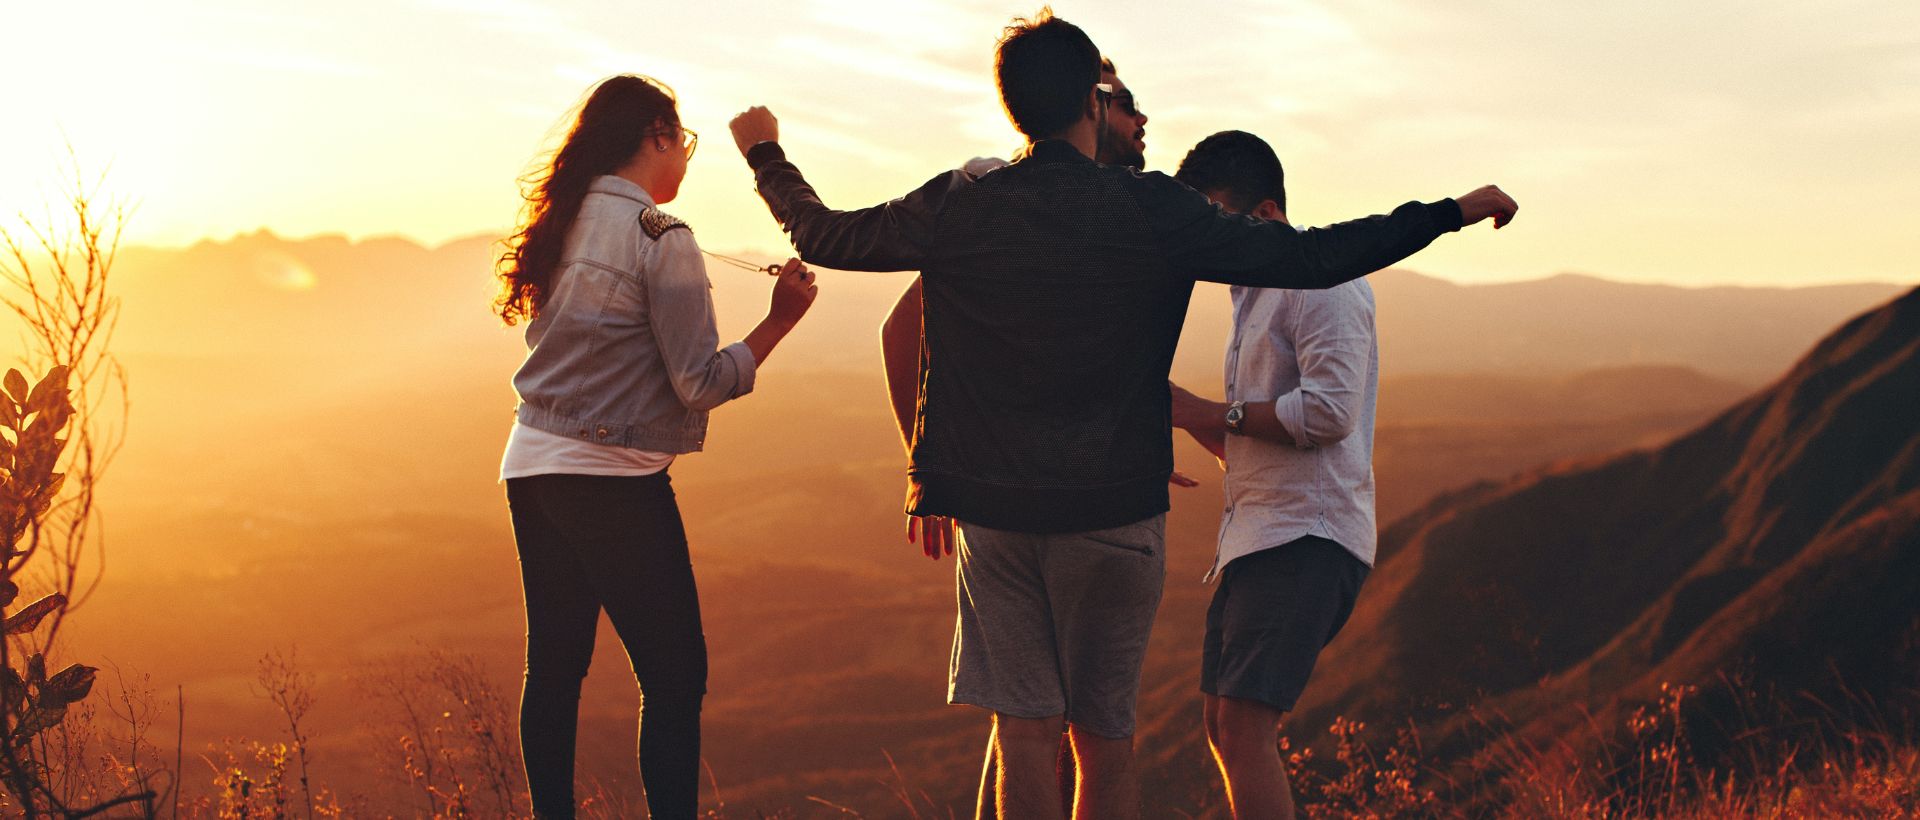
[747,139,1461,534]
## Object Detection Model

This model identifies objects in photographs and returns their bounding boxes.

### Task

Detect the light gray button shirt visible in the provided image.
[1210,275,1379,580]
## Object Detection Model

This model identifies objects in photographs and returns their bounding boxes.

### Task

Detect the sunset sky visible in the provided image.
[3,0,1916,286]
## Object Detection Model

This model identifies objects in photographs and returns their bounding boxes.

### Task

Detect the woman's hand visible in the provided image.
[769,258,817,328]
[743,258,816,364]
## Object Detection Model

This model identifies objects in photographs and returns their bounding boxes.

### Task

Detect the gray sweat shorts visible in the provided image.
[948,514,1167,739]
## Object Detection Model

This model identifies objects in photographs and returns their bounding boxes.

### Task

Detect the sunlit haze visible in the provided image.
[3,0,1916,286]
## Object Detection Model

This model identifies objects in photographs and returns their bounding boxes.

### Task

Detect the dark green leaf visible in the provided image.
[24,369,66,414]
[1,371,24,405]
[41,402,72,435]
[4,595,65,635]
[41,664,94,706]
[28,367,68,404]
[11,703,65,741]
[0,580,14,608]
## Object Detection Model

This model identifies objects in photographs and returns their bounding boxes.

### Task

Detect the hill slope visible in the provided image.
[1281,285,1920,775]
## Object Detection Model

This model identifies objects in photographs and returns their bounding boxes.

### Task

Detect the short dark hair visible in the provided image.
[995,8,1103,140]
[1175,130,1287,216]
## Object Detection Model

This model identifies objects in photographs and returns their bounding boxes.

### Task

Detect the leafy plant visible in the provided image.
[0,161,146,818]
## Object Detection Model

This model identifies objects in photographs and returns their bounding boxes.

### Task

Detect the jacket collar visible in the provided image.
[1025,139,1096,165]
[589,175,658,207]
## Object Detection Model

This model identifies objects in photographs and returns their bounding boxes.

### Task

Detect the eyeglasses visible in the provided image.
[650,126,698,159]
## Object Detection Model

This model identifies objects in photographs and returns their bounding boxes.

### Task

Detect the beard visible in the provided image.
[1100,129,1146,168]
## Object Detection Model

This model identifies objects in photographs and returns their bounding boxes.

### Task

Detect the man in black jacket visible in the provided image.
[730,10,1515,819]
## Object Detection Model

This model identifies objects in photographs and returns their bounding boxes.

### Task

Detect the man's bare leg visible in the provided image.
[1203,694,1294,819]
[992,713,1065,819]
[1066,725,1139,820]
[975,721,999,820]
[1056,728,1076,817]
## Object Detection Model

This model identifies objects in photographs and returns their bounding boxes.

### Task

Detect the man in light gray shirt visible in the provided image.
[1169,130,1379,820]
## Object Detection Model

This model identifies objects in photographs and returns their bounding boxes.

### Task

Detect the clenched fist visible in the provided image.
[1456,185,1518,229]
[767,257,816,327]
[730,106,780,158]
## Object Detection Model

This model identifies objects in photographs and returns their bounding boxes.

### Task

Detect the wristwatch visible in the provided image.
[1224,400,1247,435]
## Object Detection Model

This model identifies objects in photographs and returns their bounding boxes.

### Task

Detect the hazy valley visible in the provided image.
[54,231,1912,814]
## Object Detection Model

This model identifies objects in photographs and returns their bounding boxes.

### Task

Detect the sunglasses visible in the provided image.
[1094,83,1142,118]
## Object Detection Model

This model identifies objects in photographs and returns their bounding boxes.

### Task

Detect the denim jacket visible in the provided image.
[512,175,757,454]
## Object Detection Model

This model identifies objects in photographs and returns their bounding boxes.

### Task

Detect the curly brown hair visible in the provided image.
[495,75,678,326]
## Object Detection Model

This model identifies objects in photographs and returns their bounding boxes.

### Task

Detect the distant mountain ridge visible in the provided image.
[1371,270,1905,380]
[105,231,1903,384]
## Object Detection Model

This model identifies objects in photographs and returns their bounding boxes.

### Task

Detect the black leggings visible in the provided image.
[505,472,706,820]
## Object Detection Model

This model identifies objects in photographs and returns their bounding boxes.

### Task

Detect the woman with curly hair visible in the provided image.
[494,74,817,819]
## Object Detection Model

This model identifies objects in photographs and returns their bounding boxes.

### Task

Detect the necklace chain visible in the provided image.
[700,250,782,276]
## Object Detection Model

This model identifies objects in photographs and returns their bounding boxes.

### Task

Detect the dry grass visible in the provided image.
[44,642,1906,819]
[1265,675,1920,819]
[91,643,1906,819]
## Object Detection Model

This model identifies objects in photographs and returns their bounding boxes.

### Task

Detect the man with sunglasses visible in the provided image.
[731,10,1516,819]
[876,55,1166,820]
[881,54,1155,563]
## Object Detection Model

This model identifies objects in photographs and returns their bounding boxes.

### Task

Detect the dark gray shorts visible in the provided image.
[948,515,1166,739]
[1201,535,1369,712]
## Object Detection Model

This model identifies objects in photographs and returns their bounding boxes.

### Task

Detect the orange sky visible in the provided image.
[2,1,1917,286]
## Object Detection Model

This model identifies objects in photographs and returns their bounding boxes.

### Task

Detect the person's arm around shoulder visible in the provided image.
[731,106,968,273]
[1130,169,1517,289]
[880,278,924,455]
[878,277,962,559]
[644,228,815,411]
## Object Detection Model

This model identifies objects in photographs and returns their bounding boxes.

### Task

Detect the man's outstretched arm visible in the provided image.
[731,107,967,272]
[1134,169,1516,289]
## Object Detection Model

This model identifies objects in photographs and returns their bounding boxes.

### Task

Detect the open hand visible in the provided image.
[907,514,956,560]
[730,106,780,157]
[1456,185,1518,229]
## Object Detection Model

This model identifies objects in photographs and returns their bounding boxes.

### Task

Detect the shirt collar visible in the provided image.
[1024,139,1095,165]
[588,175,657,207]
